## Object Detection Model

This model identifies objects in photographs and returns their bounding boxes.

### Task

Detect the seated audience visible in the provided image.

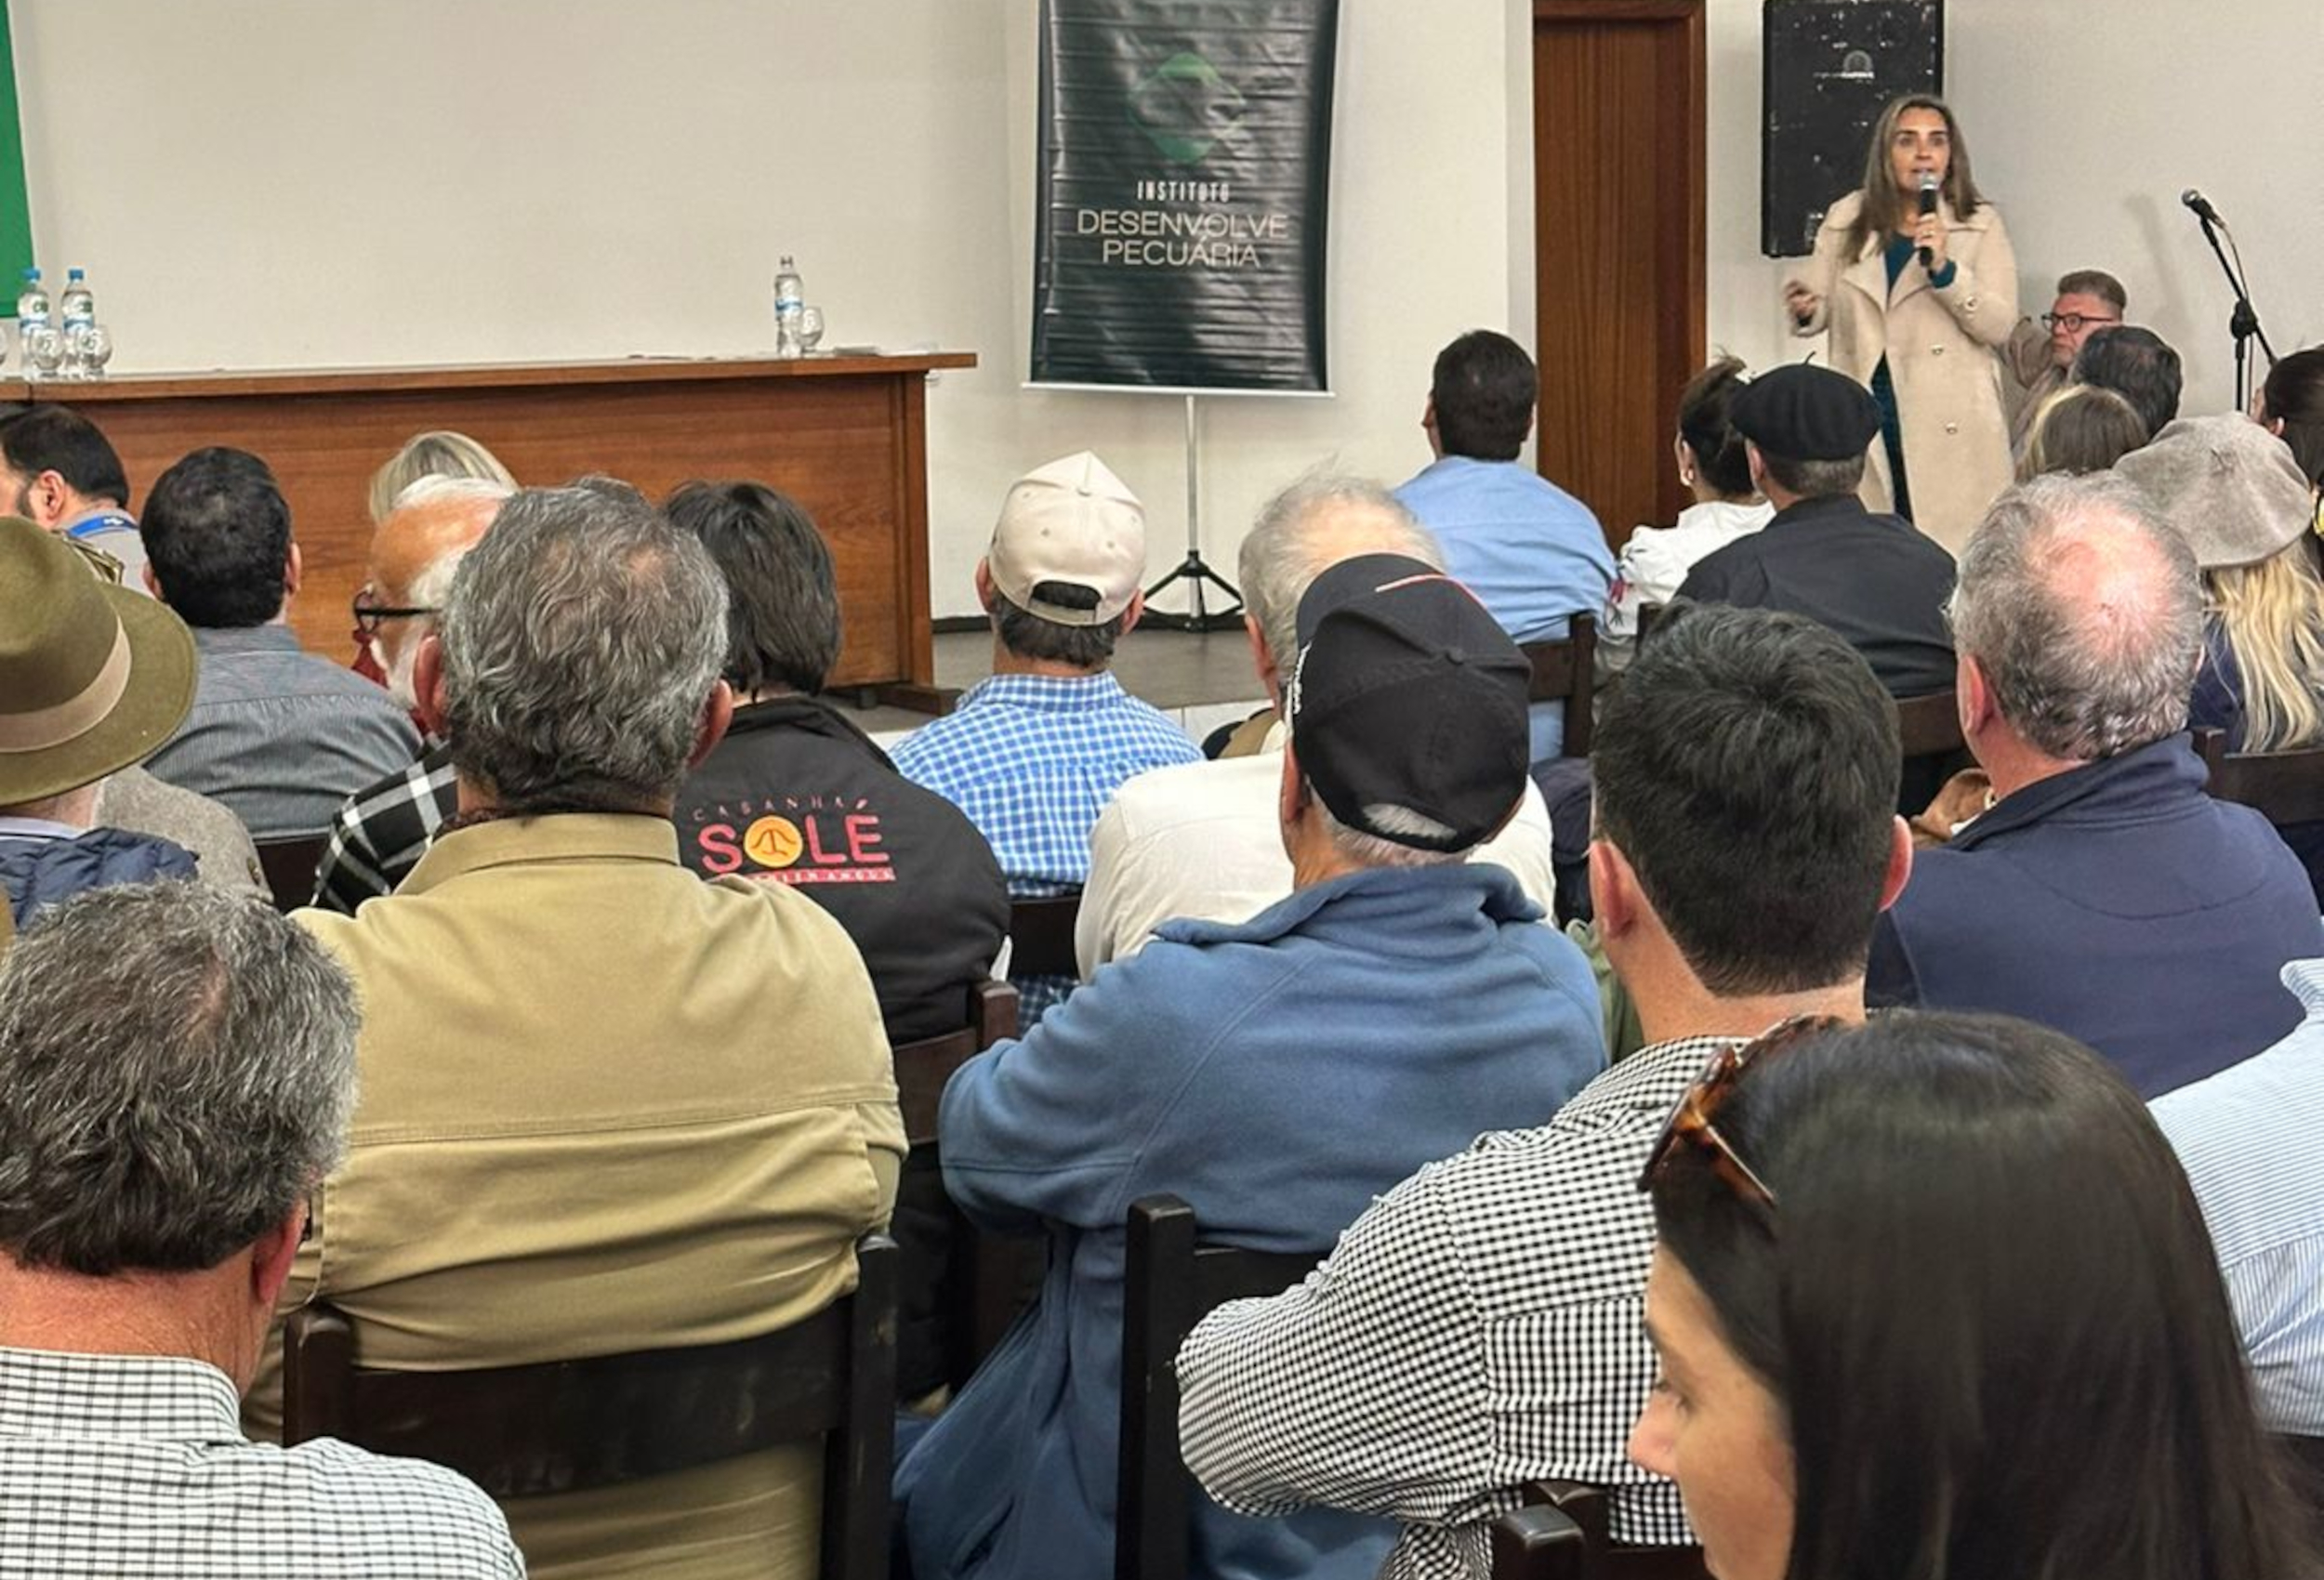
[1179,604,1910,1576]
[2255,345,2324,501]
[2073,323,2183,446]
[2153,956,2324,1438]
[139,448,418,839]
[244,481,905,1580]
[2003,268,2126,454]
[1634,1012,2312,1580]
[897,554,1607,1580]
[665,479,1009,1404]
[892,451,1199,1020]
[1601,356,1772,674]
[354,430,517,686]
[1676,362,1956,700]
[1076,474,1559,972]
[310,477,509,914]
[2014,382,2146,481]
[1867,473,2321,1097]
[1,515,201,927]
[0,403,147,591]
[1394,329,1614,761]
[2120,415,2324,899]
[0,883,522,1577]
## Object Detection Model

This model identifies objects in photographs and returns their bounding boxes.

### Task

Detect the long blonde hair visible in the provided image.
[2209,542,2324,750]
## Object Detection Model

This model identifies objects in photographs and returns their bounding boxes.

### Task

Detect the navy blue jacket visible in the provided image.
[1868,735,2323,1097]
[898,862,1605,1580]
[1,824,197,929]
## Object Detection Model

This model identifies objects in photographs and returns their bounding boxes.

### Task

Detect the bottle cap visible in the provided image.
[20,268,36,281]
[66,268,82,280]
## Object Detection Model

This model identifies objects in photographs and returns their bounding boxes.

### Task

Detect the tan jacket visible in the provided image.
[246,813,905,1580]
[1790,190,2020,554]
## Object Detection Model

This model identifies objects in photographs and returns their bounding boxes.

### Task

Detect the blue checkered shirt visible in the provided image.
[892,672,1199,1020]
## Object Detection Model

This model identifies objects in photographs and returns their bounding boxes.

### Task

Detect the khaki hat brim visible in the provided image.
[0,582,197,806]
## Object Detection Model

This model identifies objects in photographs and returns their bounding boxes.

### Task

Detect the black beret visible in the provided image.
[1730,363,1882,463]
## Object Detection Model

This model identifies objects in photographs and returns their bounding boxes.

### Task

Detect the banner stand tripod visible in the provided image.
[1140,394,1244,633]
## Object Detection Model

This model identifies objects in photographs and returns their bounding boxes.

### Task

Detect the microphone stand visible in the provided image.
[2191,205,2275,413]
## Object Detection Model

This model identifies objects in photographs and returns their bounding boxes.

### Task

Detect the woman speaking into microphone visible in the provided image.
[1782,94,2016,553]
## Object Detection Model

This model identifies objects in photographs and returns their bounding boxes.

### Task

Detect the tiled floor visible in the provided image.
[846,626,1267,747]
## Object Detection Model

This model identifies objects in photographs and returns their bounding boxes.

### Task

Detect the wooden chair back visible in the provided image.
[282,1232,899,1580]
[2278,1433,2324,1540]
[255,835,329,913]
[1116,1195,1322,1580]
[1008,891,1083,979]
[1499,1482,1710,1580]
[1522,613,1599,758]
[2196,730,2324,826]
[892,978,1021,1146]
[891,977,1030,1388]
[1893,691,1964,760]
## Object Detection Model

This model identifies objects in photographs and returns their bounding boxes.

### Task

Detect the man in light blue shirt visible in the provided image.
[893,451,1199,1020]
[1394,330,1613,762]
[2151,957,2324,1436]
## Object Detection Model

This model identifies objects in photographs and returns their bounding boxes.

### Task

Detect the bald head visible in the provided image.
[367,476,512,709]
[1237,474,1444,685]
[1950,473,2201,762]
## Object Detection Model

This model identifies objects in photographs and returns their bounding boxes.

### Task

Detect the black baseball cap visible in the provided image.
[1287,553,1531,852]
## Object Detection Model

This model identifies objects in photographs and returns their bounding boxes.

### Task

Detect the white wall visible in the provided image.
[10,0,2316,616]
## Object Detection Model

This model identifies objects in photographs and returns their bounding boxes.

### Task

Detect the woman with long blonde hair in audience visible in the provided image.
[1633,1012,2317,1580]
[2119,414,2324,897]
[2014,382,2146,482]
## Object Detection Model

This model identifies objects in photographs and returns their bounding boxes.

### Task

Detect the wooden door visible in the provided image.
[1533,0,1707,550]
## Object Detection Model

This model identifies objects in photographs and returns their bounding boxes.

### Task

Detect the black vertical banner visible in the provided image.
[1030,0,1339,393]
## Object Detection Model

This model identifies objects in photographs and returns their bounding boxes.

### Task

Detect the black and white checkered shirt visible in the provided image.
[1176,1036,1737,1580]
[311,740,460,915]
[0,1346,524,1577]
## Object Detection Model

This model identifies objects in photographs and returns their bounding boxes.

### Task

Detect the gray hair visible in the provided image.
[439,480,730,813]
[1238,473,1443,683]
[1950,472,2203,760]
[0,884,358,1276]
[1315,794,1466,870]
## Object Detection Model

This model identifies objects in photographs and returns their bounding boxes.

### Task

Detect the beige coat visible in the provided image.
[1789,190,2019,554]
[245,813,906,1580]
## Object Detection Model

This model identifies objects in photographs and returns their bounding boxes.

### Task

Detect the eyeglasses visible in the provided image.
[350,588,438,637]
[1637,1014,1844,1210]
[2040,312,2119,334]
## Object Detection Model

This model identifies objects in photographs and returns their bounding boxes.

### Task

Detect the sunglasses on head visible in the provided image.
[1636,1014,1844,1211]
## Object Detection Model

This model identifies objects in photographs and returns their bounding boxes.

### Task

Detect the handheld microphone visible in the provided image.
[2182,188,2224,226]
[1917,171,1940,269]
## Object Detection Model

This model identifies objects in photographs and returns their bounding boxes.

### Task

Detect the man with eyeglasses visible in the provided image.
[310,476,508,915]
[2005,269,2127,454]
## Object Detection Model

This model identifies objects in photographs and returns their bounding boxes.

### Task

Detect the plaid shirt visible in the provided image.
[311,741,459,915]
[1176,1036,1739,1579]
[0,1346,523,1577]
[892,672,1199,1020]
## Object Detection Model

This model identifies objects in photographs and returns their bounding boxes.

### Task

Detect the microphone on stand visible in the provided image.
[2182,188,2225,227]
[1917,171,1940,270]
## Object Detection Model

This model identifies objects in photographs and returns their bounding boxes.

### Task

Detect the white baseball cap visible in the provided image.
[985,451,1146,625]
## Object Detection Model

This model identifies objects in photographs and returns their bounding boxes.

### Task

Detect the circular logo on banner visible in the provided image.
[744,815,805,870]
[1129,53,1246,165]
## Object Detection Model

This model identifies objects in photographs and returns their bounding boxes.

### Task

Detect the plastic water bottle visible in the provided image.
[773,256,805,360]
[59,268,93,374]
[15,268,48,372]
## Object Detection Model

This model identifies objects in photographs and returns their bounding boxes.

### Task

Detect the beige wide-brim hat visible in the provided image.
[0,515,196,804]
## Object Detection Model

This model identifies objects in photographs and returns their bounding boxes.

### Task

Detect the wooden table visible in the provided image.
[20,353,975,705]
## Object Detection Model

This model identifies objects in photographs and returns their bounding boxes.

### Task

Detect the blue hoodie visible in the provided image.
[898,862,1605,1580]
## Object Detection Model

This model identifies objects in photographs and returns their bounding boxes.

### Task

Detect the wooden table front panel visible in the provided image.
[34,358,966,691]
